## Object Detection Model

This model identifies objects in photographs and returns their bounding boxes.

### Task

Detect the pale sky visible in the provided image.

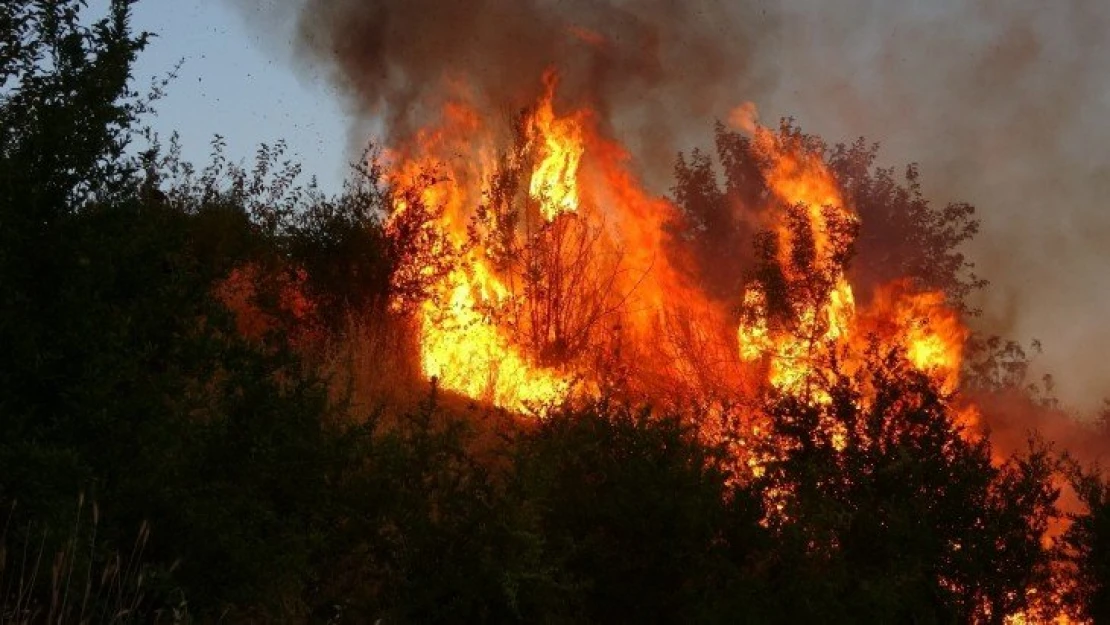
[126,1,350,191]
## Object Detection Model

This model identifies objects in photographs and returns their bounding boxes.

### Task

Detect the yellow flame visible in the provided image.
[527,72,584,220]
[387,77,591,411]
[418,264,571,410]
[732,115,966,405]
[859,282,968,396]
[735,120,857,400]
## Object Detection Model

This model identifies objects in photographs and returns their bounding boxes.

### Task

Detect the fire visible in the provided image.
[418,266,572,409]
[1006,613,1081,625]
[731,108,968,408]
[857,281,968,395]
[734,110,858,399]
[372,68,1080,624]
[385,78,975,420]
[385,85,585,410]
[387,71,735,410]
[526,72,584,220]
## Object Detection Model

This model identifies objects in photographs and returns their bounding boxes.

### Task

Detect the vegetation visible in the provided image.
[1,1,1107,622]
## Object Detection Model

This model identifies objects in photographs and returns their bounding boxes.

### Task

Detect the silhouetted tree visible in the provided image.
[512,402,771,623]
[756,346,1059,623]
[1061,462,1110,622]
[672,122,984,313]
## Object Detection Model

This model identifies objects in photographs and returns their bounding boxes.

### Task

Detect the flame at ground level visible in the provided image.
[417,266,576,409]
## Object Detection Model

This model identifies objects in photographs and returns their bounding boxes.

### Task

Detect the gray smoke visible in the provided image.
[229,0,1110,412]
[282,0,778,179]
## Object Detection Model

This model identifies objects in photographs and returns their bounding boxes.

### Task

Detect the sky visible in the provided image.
[125,0,351,190]
[116,0,1110,412]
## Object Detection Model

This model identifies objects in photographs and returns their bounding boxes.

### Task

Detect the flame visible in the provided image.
[377,76,1079,623]
[737,280,856,397]
[856,281,968,395]
[732,112,968,407]
[386,84,975,433]
[386,71,733,410]
[526,72,585,220]
[385,87,583,411]
[385,83,975,419]
[1005,613,1082,625]
[734,115,858,399]
[418,266,572,409]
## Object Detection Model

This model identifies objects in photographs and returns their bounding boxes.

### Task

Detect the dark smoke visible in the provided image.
[229,0,1110,413]
[284,0,778,180]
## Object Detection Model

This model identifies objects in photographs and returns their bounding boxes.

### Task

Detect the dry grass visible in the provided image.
[0,496,187,624]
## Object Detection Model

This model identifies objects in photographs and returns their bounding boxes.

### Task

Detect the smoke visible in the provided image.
[277,0,778,182]
[228,0,1110,412]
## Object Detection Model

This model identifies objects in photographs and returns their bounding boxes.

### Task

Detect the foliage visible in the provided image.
[756,346,1059,623]
[672,122,985,311]
[512,402,768,623]
[1061,463,1110,622]
[0,496,186,624]
[309,394,555,623]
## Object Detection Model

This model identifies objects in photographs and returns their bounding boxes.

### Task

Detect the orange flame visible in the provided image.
[734,109,858,399]
[386,71,732,410]
[386,89,583,410]
[377,77,1069,624]
[418,265,573,409]
[856,281,968,395]
[731,107,968,407]
[386,82,972,422]
[527,72,585,220]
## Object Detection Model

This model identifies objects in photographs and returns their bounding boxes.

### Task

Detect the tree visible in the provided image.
[671,147,749,299]
[0,2,396,617]
[311,394,560,624]
[513,402,771,623]
[671,121,984,313]
[1061,463,1110,622]
[755,346,1059,623]
[0,0,155,523]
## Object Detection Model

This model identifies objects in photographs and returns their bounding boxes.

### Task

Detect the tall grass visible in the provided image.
[0,496,187,624]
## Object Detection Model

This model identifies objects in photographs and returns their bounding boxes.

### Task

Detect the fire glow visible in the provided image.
[385,74,966,415]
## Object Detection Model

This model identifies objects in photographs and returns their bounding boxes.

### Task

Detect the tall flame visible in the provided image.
[386,82,970,422]
[527,72,584,220]
[387,71,733,410]
[731,106,967,407]
[386,84,586,411]
[734,111,858,398]
[418,266,573,409]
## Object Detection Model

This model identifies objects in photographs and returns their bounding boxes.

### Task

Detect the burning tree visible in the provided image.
[382,72,740,410]
[475,100,630,372]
